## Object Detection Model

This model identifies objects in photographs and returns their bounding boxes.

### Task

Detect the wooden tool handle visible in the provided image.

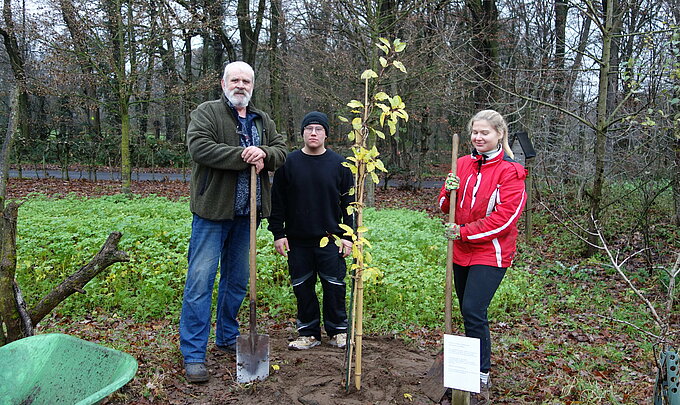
[249,165,258,332]
[444,134,459,335]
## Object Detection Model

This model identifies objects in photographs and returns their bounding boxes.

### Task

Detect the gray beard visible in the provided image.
[226,90,251,108]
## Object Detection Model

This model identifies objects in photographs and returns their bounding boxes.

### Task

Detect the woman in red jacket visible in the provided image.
[438,110,527,404]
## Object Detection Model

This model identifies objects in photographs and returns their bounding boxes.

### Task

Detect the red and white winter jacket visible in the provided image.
[438,150,527,268]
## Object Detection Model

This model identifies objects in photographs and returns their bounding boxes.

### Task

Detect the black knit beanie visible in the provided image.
[300,111,330,137]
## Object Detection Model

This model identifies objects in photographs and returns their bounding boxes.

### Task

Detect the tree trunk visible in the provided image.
[120,102,132,194]
[672,10,680,226]
[183,31,193,131]
[554,0,567,70]
[238,0,265,66]
[0,202,21,345]
[466,0,499,107]
[269,0,285,140]
[59,0,103,146]
[588,0,614,254]
[1,0,30,148]
[0,88,18,210]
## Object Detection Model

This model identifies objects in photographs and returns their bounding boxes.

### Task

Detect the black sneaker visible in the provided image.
[216,343,237,354]
[185,362,209,383]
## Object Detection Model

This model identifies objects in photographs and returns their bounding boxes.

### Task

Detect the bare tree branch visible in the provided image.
[29,232,130,326]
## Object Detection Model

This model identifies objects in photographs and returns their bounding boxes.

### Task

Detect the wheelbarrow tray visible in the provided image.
[0,333,138,405]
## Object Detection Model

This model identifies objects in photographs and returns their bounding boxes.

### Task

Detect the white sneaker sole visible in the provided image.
[288,341,320,351]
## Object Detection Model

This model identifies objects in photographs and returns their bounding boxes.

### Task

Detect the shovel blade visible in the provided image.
[421,350,446,401]
[421,350,471,404]
[236,334,270,383]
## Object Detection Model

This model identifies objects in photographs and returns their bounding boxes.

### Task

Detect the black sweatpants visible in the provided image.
[287,242,348,340]
[453,263,506,373]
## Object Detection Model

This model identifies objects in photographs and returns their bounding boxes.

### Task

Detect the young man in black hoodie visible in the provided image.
[268,111,354,350]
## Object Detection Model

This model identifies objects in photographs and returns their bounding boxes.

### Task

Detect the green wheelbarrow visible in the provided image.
[0,333,138,405]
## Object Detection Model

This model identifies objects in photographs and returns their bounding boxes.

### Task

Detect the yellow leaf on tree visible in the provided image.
[339,223,354,235]
[392,60,407,73]
[388,120,397,135]
[375,103,390,112]
[375,159,387,172]
[319,237,329,248]
[390,95,403,108]
[361,69,378,80]
[347,100,363,109]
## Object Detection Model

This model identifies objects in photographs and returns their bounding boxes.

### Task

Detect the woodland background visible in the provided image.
[0,0,678,237]
[1,1,680,403]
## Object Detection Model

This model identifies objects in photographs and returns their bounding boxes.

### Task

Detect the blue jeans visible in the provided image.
[179,214,250,363]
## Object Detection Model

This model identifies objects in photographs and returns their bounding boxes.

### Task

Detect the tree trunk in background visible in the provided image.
[555,0,567,71]
[159,4,180,142]
[238,0,265,67]
[103,0,132,194]
[59,0,102,142]
[1,0,30,148]
[588,0,615,255]
[183,31,193,131]
[137,51,153,136]
[269,0,285,140]
[554,0,568,114]
[606,0,621,116]
[671,7,680,226]
[211,34,224,100]
[466,0,499,108]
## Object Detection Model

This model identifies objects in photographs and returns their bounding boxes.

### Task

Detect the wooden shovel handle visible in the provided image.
[249,165,257,332]
[445,134,459,335]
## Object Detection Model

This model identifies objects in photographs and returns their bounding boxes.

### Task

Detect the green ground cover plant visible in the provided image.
[14,188,675,403]
[17,194,655,336]
[17,196,503,333]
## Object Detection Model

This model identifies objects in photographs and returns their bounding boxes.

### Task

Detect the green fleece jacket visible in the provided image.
[186,96,287,220]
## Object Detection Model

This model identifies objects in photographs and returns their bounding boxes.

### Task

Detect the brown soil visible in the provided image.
[164,330,436,405]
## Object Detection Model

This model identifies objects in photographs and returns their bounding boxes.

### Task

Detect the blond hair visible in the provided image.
[467,109,514,159]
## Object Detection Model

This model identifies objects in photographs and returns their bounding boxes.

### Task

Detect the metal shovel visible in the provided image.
[236,165,270,383]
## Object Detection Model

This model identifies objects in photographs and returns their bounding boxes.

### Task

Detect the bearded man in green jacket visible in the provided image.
[180,61,287,383]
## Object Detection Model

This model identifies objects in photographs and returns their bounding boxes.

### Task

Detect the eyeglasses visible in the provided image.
[303,125,325,134]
